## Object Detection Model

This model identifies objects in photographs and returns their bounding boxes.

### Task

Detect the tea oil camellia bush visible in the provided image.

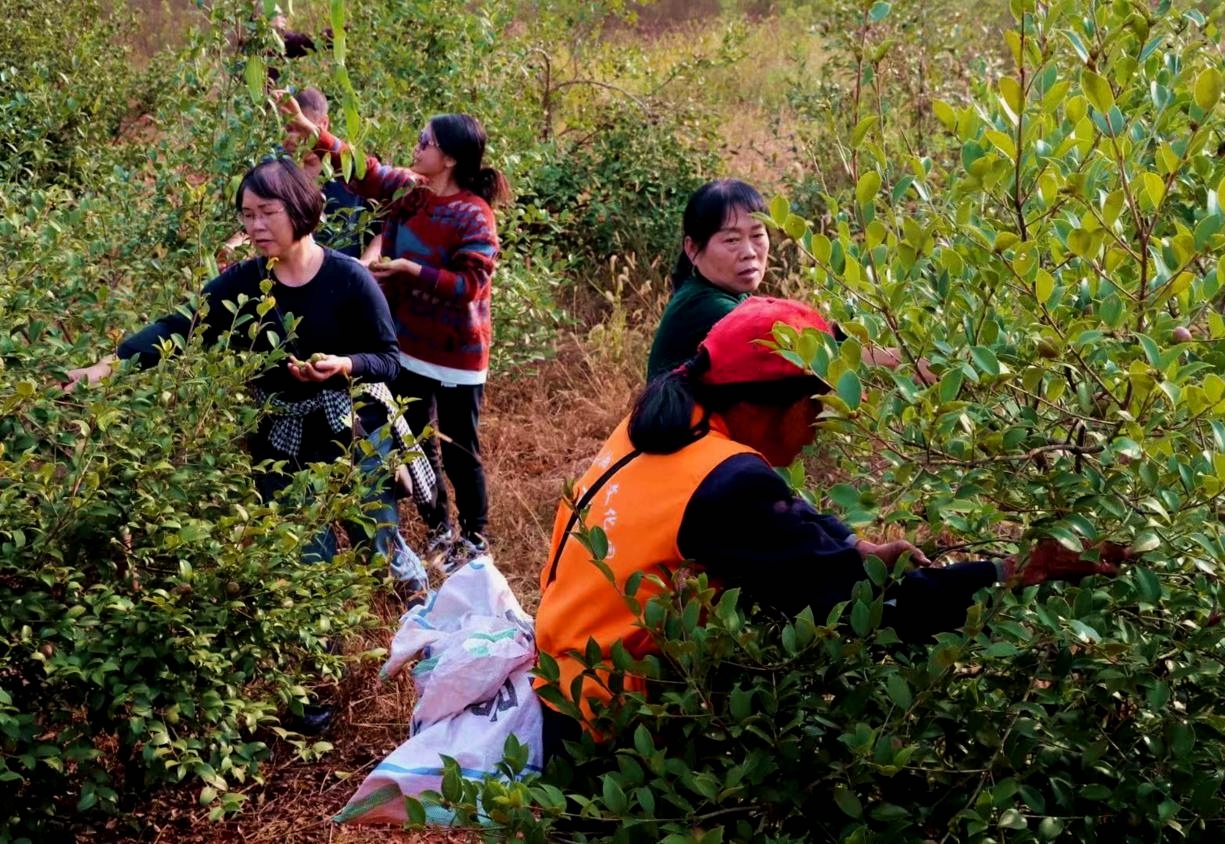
[1,330,386,839]
[1,0,743,835]
[411,1,1225,842]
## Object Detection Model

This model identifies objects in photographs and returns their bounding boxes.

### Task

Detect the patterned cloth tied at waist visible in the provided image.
[256,382,436,508]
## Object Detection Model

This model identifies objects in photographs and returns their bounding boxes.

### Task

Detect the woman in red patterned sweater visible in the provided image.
[280,95,510,572]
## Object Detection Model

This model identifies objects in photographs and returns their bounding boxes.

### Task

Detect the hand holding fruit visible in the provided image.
[288,353,352,382]
[367,256,420,279]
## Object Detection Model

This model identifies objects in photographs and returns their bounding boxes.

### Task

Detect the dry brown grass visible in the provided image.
[481,333,646,612]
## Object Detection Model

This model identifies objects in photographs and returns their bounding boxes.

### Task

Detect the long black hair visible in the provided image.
[670,179,767,291]
[627,350,827,454]
[430,114,511,207]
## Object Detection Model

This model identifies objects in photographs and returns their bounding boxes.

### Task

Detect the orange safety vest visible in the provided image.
[534,413,758,726]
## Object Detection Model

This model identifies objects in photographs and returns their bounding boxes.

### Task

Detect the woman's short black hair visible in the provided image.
[671,179,767,290]
[235,157,323,241]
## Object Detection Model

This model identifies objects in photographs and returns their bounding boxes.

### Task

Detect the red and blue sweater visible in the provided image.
[315,128,499,381]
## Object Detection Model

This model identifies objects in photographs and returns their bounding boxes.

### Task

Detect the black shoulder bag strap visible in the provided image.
[543,448,643,589]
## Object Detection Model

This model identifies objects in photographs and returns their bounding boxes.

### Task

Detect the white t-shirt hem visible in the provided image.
[398,352,488,386]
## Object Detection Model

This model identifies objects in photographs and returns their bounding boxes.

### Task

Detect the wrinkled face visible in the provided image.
[686,206,770,294]
[239,190,296,258]
[411,124,452,178]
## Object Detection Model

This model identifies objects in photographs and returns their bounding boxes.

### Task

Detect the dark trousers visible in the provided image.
[540,702,582,766]
[392,368,488,537]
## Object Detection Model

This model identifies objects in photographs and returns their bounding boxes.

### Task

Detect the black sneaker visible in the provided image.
[442,532,489,575]
[288,703,333,735]
[423,523,455,566]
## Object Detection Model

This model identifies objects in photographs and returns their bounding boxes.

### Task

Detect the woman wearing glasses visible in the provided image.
[63,157,429,598]
[278,96,510,574]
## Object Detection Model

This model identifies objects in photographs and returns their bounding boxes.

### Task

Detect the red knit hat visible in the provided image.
[695,297,833,386]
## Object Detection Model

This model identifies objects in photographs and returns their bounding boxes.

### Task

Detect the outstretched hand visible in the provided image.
[273,89,318,143]
[1003,539,1131,586]
[61,356,117,392]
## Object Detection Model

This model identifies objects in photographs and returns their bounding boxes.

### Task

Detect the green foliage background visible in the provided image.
[5,0,1225,840]
[0,0,733,837]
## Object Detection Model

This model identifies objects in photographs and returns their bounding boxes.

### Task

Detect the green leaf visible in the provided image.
[602,775,629,815]
[784,213,808,241]
[999,76,1023,116]
[1132,530,1161,554]
[856,171,882,207]
[330,0,346,41]
[244,56,265,104]
[1195,67,1223,111]
[1046,524,1083,553]
[829,484,862,509]
[1142,172,1166,207]
[1064,31,1091,64]
[1067,228,1094,258]
[938,369,963,403]
[851,600,871,637]
[585,526,609,561]
[1135,568,1162,603]
[770,195,790,226]
[1035,270,1054,304]
[886,674,913,709]
[868,1,891,23]
[1068,619,1102,643]
[834,785,863,818]
[970,346,1000,377]
[1081,69,1115,112]
[837,370,863,411]
[933,100,957,130]
[852,115,878,148]
[404,796,427,827]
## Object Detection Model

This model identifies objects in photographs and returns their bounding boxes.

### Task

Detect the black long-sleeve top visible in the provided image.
[117,249,400,401]
[678,453,998,639]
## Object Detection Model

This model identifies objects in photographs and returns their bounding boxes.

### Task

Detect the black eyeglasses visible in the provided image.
[416,131,438,151]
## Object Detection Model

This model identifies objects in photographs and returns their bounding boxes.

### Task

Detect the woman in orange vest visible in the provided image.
[535,297,1125,759]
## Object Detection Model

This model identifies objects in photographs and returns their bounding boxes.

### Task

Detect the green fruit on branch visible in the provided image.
[1036,338,1060,359]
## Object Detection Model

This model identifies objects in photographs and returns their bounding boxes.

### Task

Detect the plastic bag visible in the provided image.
[335,556,543,825]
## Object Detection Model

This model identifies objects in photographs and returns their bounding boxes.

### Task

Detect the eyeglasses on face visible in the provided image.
[416,130,438,150]
[239,206,288,226]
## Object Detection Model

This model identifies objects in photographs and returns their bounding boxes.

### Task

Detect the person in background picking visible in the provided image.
[65,158,430,608]
[537,296,1127,758]
[646,179,933,384]
[221,88,380,267]
[279,93,510,575]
